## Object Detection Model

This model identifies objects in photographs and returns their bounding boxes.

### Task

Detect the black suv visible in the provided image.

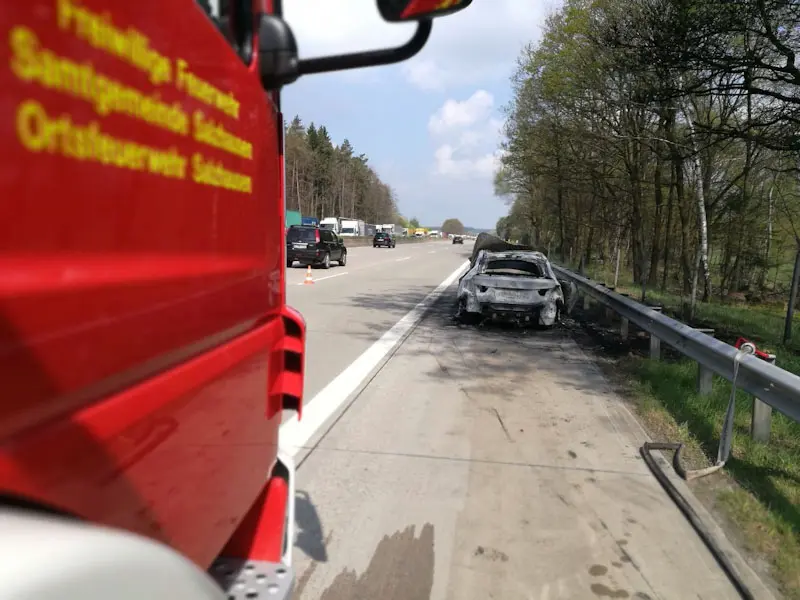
[373,232,396,248]
[452,235,464,244]
[287,225,347,269]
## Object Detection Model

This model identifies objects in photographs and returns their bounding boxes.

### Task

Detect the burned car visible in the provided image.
[456,234,565,327]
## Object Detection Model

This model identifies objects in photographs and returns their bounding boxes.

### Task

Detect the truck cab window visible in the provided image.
[195,0,252,65]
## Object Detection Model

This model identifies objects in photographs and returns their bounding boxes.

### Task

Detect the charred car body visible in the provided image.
[456,234,567,327]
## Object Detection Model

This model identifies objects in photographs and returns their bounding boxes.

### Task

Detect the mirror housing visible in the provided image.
[377,0,473,22]
[256,14,300,90]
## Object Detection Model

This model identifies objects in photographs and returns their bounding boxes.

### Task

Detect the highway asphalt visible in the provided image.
[279,240,774,600]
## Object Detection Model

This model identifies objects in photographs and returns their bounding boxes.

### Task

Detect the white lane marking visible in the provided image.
[395,256,411,262]
[280,260,469,455]
[428,251,436,254]
[295,271,348,285]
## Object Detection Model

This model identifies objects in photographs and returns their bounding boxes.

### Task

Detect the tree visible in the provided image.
[441,218,465,234]
[283,116,402,225]
[495,0,800,318]
[495,216,511,240]
[409,217,420,228]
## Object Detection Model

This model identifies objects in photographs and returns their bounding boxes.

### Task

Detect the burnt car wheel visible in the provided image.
[538,305,561,329]
[456,298,482,325]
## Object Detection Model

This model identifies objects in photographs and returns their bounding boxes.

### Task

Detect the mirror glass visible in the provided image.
[376,0,472,22]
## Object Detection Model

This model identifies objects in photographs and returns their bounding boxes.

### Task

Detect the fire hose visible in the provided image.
[640,345,758,600]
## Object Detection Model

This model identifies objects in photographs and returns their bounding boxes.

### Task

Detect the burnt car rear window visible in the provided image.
[485,259,545,277]
[288,228,317,243]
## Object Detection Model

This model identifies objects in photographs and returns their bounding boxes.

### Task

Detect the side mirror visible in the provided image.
[256,0,474,91]
[377,0,473,22]
[256,14,300,90]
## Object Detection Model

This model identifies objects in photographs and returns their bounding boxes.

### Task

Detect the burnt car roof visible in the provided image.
[484,250,548,262]
[469,233,532,265]
[468,233,552,266]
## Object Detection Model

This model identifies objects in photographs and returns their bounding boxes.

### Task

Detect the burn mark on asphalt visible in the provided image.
[590,582,630,598]
[317,524,435,600]
[474,545,509,562]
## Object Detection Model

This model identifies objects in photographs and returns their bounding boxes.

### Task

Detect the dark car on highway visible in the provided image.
[373,231,396,248]
[452,235,464,244]
[287,225,347,269]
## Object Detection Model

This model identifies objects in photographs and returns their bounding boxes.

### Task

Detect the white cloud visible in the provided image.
[283,0,415,58]
[428,90,494,135]
[428,91,504,179]
[402,59,446,92]
[434,145,502,177]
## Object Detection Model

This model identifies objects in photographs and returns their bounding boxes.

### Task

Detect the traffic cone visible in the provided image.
[303,265,314,285]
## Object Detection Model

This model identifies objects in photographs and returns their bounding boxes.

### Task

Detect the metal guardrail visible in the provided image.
[343,236,444,247]
[553,266,800,428]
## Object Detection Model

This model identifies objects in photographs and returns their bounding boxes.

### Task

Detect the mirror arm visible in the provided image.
[296,19,432,77]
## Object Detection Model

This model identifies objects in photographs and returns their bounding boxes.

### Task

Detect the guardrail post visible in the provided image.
[650,334,661,360]
[583,293,591,310]
[694,328,715,395]
[648,306,663,360]
[618,293,630,338]
[603,286,615,323]
[751,355,776,443]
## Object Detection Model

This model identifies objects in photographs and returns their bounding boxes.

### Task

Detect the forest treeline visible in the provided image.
[284,117,402,225]
[495,0,800,317]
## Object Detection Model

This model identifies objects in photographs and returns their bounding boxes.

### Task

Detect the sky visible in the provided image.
[281,0,557,229]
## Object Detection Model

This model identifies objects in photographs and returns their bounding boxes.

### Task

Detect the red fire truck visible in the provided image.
[0,0,472,598]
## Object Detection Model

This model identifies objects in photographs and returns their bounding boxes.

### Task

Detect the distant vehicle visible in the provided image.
[452,235,464,245]
[378,223,402,235]
[457,236,564,328]
[287,225,347,269]
[340,219,366,237]
[373,231,396,248]
[320,217,340,234]
[301,216,319,227]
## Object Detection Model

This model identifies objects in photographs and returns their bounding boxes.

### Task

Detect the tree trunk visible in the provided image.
[661,162,676,291]
[759,185,774,291]
[679,96,712,301]
[784,241,800,345]
[649,153,664,284]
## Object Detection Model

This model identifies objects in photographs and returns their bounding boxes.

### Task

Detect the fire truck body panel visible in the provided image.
[0,0,300,568]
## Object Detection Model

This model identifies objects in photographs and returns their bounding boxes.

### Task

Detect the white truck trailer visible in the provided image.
[339,218,366,237]
[320,217,340,233]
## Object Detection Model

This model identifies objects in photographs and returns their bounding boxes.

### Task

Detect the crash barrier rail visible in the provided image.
[552,265,800,446]
[341,236,447,248]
